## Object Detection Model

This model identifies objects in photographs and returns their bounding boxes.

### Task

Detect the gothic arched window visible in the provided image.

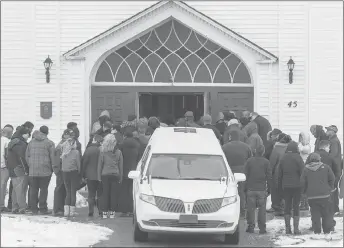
[95,18,251,84]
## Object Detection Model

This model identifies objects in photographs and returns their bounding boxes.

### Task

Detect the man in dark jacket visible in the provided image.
[278,141,305,235]
[202,115,221,142]
[301,153,335,234]
[306,140,341,231]
[251,112,272,151]
[53,129,73,216]
[222,130,252,216]
[7,127,30,214]
[8,121,34,210]
[136,118,150,161]
[265,128,282,160]
[244,144,272,234]
[215,112,227,136]
[325,125,342,215]
[25,126,55,214]
[223,119,247,145]
[81,134,102,217]
[310,125,328,152]
[118,131,140,216]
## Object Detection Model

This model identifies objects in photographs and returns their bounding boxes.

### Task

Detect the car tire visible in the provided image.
[133,212,148,242]
[224,226,240,245]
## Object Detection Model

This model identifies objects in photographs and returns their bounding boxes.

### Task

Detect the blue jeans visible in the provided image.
[63,171,79,206]
[11,176,28,212]
[246,190,267,230]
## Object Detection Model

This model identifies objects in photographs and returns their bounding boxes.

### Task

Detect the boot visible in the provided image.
[69,206,77,217]
[293,216,301,235]
[64,205,70,217]
[246,224,255,233]
[284,215,292,234]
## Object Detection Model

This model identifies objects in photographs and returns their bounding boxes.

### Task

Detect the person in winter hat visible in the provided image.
[97,134,123,219]
[91,110,111,134]
[25,126,55,215]
[244,144,272,234]
[222,130,252,217]
[6,127,30,214]
[121,114,137,135]
[61,138,81,217]
[118,130,140,217]
[301,153,335,234]
[265,128,282,160]
[81,134,102,217]
[251,112,272,152]
[181,111,200,128]
[310,125,328,152]
[325,125,342,215]
[278,141,305,235]
[305,140,341,231]
[146,116,161,135]
[244,121,264,155]
[222,118,247,145]
[267,133,292,216]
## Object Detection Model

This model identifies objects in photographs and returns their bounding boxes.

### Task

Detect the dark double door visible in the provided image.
[139,93,204,123]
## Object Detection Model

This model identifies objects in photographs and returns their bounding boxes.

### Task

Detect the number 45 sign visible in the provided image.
[288,101,298,108]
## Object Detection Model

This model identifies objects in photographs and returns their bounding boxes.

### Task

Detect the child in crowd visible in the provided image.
[97,134,123,219]
[61,138,81,217]
[244,144,272,234]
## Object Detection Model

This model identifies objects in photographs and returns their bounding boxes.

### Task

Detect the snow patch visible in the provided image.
[268,216,343,247]
[1,214,113,247]
[4,174,88,209]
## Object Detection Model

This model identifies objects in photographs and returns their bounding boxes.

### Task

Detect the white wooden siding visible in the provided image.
[308,3,343,150]
[1,1,343,147]
[1,2,35,128]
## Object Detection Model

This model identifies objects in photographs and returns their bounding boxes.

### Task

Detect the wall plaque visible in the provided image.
[40,102,52,119]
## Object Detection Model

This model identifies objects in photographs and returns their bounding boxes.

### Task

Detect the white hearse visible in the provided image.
[128,127,246,244]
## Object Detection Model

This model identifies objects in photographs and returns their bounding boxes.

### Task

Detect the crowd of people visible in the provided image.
[0,109,343,236]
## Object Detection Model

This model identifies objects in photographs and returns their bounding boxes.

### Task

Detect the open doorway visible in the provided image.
[139,93,204,124]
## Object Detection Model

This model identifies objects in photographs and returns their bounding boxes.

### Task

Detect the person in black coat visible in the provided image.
[251,112,272,151]
[278,141,304,235]
[7,127,30,214]
[118,130,140,216]
[202,115,222,142]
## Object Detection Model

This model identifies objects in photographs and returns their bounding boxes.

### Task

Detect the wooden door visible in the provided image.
[91,87,135,125]
[211,91,254,121]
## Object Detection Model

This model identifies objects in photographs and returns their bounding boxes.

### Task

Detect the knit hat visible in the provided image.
[228,118,239,126]
[325,125,338,133]
[202,115,212,124]
[308,152,321,163]
[39,125,49,135]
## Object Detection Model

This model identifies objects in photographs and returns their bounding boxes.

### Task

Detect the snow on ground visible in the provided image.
[1,214,113,247]
[4,174,88,210]
[268,199,344,247]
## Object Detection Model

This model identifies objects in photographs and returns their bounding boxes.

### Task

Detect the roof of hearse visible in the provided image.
[149,127,223,155]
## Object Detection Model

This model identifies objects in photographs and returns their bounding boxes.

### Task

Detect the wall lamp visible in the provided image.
[43,56,53,83]
[287,56,295,84]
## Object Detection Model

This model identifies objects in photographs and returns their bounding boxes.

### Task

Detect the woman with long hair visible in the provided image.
[61,138,81,217]
[97,134,123,219]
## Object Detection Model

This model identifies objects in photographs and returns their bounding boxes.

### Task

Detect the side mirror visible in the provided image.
[128,170,140,180]
[234,173,246,182]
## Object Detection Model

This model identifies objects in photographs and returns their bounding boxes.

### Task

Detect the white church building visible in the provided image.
[1,1,343,149]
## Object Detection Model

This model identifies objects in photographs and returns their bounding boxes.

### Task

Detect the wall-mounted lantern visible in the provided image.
[43,56,53,83]
[287,56,295,84]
